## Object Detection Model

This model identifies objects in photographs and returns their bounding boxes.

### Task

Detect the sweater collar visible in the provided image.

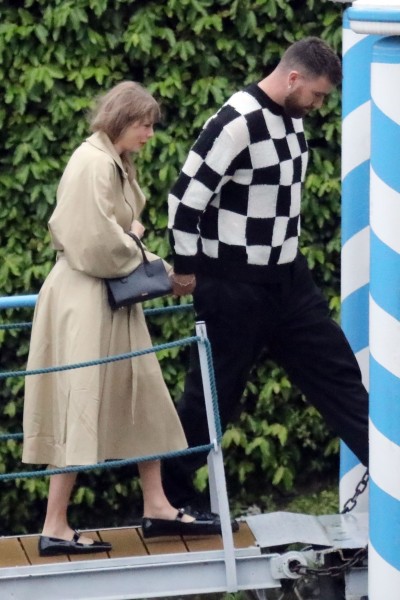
[246,83,286,116]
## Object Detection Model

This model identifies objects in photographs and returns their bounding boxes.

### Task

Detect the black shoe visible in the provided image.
[141,507,222,539]
[141,507,239,539]
[38,530,112,556]
[183,506,239,533]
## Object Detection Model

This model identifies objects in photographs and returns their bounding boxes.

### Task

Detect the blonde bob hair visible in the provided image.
[89,81,160,141]
[89,81,161,179]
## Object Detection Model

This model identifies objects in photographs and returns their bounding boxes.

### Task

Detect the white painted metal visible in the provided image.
[0,548,282,600]
[195,320,237,591]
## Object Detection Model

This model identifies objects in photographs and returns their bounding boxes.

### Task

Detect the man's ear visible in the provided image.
[287,70,301,88]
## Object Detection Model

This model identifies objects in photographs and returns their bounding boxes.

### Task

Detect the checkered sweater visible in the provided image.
[168,83,308,282]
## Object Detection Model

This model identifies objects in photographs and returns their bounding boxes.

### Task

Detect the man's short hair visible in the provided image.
[280,37,342,86]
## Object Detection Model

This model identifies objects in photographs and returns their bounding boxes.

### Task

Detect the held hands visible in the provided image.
[130,220,145,239]
[170,272,196,296]
[128,221,195,296]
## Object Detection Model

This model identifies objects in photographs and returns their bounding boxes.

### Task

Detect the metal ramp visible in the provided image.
[0,523,279,599]
[0,300,369,599]
[0,513,369,600]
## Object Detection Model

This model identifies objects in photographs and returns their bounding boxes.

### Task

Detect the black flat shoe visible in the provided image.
[141,507,237,539]
[38,530,112,556]
[183,506,239,533]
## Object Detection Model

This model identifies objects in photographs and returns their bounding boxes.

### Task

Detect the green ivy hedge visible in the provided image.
[0,0,345,535]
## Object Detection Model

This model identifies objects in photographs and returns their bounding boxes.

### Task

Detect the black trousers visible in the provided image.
[162,253,369,507]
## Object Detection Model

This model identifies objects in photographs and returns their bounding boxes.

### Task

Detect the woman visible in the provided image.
[22,81,221,556]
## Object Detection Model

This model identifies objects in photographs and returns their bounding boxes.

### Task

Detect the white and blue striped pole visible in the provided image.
[348,2,400,597]
[370,34,400,600]
[340,9,380,512]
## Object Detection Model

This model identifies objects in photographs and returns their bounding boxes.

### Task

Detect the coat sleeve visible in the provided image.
[49,150,154,279]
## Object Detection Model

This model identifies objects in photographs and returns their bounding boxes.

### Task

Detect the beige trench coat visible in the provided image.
[22,131,187,467]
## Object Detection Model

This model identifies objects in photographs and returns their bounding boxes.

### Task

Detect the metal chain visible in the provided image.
[290,545,368,578]
[341,468,369,514]
[287,469,369,583]
[246,471,370,598]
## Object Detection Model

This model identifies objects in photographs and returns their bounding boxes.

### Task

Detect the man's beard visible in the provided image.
[284,91,311,119]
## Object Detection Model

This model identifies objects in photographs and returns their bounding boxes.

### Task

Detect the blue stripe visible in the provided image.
[340,442,361,478]
[370,231,400,321]
[341,161,370,244]
[370,480,400,570]
[341,285,369,354]
[348,7,400,24]
[371,105,400,193]
[370,356,400,447]
[342,12,381,118]
[373,36,400,64]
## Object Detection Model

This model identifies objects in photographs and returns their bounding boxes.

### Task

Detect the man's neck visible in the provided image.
[258,70,287,107]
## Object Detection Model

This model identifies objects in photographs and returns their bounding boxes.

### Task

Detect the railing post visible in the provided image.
[195,321,237,592]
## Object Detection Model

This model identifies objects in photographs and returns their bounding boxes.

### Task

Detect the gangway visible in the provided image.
[0,295,368,599]
[0,512,368,600]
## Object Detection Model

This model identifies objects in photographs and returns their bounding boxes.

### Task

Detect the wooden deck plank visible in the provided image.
[20,535,70,565]
[100,527,148,558]
[233,522,257,548]
[139,530,187,555]
[0,521,255,569]
[184,534,223,552]
[0,538,30,567]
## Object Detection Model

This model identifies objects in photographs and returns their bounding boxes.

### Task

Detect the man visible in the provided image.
[164,37,369,510]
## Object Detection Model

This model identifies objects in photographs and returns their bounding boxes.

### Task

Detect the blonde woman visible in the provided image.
[23,81,221,557]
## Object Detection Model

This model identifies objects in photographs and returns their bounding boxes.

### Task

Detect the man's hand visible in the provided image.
[170,272,196,296]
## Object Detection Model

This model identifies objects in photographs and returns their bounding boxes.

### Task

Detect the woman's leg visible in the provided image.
[140,460,233,539]
[41,471,94,543]
[138,460,194,522]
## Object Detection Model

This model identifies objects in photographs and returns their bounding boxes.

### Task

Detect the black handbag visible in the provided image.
[105,232,172,310]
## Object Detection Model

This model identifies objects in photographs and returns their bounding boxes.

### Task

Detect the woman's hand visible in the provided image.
[131,220,145,239]
[170,272,196,296]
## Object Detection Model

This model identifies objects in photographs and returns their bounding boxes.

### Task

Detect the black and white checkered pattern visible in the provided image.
[168,83,308,280]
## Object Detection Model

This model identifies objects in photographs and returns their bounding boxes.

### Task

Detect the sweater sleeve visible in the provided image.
[168,106,249,273]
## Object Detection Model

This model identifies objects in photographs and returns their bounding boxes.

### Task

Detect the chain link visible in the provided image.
[290,545,368,578]
[287,469,369,582]
[341,468,369,514]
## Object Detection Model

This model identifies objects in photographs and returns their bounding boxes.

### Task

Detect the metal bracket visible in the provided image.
[270,551,309,580]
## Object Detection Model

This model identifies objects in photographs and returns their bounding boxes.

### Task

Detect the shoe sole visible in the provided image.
[39,547,111,557]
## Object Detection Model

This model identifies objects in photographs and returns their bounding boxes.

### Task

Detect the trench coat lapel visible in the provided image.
[86,132,145,217]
